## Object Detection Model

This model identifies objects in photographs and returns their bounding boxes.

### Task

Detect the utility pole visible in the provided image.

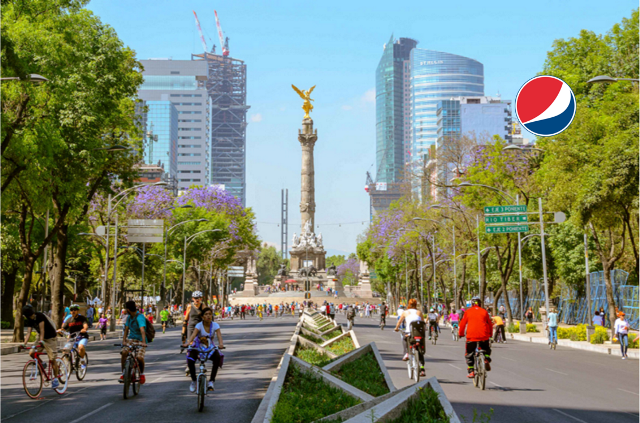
[281,189,288,260]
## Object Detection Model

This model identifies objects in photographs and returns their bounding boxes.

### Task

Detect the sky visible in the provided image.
[88,0,636,255]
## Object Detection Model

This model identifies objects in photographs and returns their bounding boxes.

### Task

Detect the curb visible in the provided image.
[509,333,639,359]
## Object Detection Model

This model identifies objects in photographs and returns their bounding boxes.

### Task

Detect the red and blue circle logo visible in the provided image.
[515,76,576,137]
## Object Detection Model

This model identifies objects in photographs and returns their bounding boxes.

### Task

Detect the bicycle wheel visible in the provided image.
[478,357,486,391]
[132,361,140,396]
[406,354,414,380]
[197,374,206,412]
[62,353,73,379]
[412,350,420,383]
[473,356,480,387]
[76,352,88,381]
[123,360,132,399]
[22,360,43,399]
[54,358,69,395]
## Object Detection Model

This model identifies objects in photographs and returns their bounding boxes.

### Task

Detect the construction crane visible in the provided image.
[214,10,229,56]
[193,11,209,53]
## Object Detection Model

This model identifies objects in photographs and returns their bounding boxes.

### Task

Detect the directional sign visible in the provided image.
[485,215,528,224]
[486,225,529,234]
[127,219,164,243]
[484,205,527,214]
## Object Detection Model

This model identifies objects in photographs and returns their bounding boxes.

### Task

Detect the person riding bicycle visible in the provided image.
[492,313,506,343]
[58,304,89,370]
[394,299,426,377]
[458,296,493,378]
[183,291,205,374]
[427,308,439,340]
[181,307,225,392]
[22,305,62,389]
[380,302,388,327]
[160,306,170,334]
[120,300,148,385]
[449,308,460,332]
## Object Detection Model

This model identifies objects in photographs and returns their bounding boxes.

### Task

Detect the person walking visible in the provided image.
[547,307,558,346]
[614,312,630,359]
[346,305,356,331]
[98,313,109,340]
[525,307,534,324]
[593,311,604,326]
[86,305,95,329]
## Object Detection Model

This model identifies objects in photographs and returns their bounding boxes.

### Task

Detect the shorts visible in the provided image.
[100,327,107,335]
[161,320,168,325]
[35,338,58,361]
[121,340,146,358]
[64,337,88,350]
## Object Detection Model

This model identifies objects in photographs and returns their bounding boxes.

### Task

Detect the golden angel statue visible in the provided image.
[292,84,316,119]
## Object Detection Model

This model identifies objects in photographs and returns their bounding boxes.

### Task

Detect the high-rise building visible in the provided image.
[138,60,210,191]
[192,52,249,207]
[411,50,484,159]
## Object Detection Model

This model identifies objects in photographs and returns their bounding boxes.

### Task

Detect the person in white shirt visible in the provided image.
[181,307,225,391]
[614,312,630,359]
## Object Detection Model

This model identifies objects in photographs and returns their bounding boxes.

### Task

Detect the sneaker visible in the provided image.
[139,374,146,385]
[51,378,60,389]
[420,368,426,376]
[402,354,409,361]
[622,356,626,360]
[485,360,491,371]
[207,381,215,391]
[190,381,196,393]
[467,371,475,378]
[118,375,124,383]
[80,363,87,370]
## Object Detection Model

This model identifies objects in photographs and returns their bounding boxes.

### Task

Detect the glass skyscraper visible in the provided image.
[145,101,178,177]
[411,50,484,158]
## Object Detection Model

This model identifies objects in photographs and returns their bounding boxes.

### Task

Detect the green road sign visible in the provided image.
[484,205,527,214]
[486,225,529,234]
[485,215,528,224]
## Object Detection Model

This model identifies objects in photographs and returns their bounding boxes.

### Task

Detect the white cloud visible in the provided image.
[341,105,353,111]
[362,88,375,103]
[251,113,263,122]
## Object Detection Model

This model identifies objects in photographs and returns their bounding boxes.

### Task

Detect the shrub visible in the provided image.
[326,336,355,356]
[388,386,450,423]
[299,331,323,344]
[507,322,519,333]
[557,324,587,341]
[526,324,539,333]
[628,333,639,349]
[333,351,389,397]
[303,325,320,334]
[324,329,342,340]
[270,364,360,423]
[590,326,610,344]
[294,343,333,367]
[1,321,11,329]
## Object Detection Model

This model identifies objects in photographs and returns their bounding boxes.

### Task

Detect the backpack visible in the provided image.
[128,313,155,343]
[346,308,355,319]
[409,320,427,354]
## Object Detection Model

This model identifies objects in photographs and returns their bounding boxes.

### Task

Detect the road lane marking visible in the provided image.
[3,399,52,420]
[490,381,502,387]
[151,375,167,384]
[552,409,588,423]
[69,403,113,423]
[618,388,639,396]
[448,364,462,370]
[502,356,517,362]
[545,368,568,376]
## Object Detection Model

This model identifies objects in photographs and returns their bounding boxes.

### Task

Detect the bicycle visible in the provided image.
[429,325,438,345]
[19,344,69,399]
[184,345,225,411]
[404,334,423,383]
[494,327,506,344]
[115,343,144,399]
[472,347,487,391]
[380,317,386,331]
[452,323,459,341]
[60,331,89,381]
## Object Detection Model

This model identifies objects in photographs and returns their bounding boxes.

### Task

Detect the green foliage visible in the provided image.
[506,322,519,333]
[526,324,539,333]
[557,324,587,341]
[1,321,11,329]
[324,329,342,340]
[325,336,355,356]
[257,245,282,285]
[388,386,450,423]
[294,343,333,367]
[299,331,323,344]
[270,365,360,423]
[591,326,610,344]
[628,333,639,349]
[318,323,335,332]
[333,351,389,397]
[326,255,346,267]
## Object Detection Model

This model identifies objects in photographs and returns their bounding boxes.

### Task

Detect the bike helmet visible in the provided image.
[69,304,80,311]
[430,308,435,312]
[22,304,35,317]
[471,296,482,306]
[192,291,203,298]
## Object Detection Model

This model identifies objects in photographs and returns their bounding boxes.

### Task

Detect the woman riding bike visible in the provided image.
[449,308,460,336]
[181,307,225,392]
[394,299,426,377]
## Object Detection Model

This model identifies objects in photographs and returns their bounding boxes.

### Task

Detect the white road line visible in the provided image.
[624,412,639,418]
[151,375,167,384]
[490,381,502,387]
[3,399,52,420]
[545,368,568,376]
[448,364,462,370]
[69,403,113,423]
[618,388,639,396]
[552,409,588,423]
[502,356,517,362]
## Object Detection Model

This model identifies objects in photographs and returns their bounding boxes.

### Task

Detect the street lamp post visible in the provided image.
[587,75,639,84]
[182,229,222,311]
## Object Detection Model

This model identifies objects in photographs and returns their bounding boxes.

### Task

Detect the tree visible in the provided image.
[257,245,281,285]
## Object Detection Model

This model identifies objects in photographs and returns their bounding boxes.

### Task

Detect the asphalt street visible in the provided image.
[1,315,297,423]
[337,312,639,423]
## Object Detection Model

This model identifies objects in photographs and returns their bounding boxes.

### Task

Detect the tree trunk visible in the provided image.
[50,224,69,327]
[493,287,503,315]
[12,257,36,342]
[1,268,18,326]
[479,254,488,305]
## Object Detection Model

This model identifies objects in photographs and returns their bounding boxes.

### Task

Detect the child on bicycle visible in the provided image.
[181,307,225,392]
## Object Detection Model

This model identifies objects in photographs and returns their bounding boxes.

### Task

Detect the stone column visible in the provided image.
[298,118,317,232]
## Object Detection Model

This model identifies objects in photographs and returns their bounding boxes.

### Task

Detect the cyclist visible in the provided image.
[181,307,225,392]
[120,300,148,384]
[394,299,426,376]
[449,308,460,334]
[22,305,62,389]
[458,297,493,378]
[380,302,388,328]
[182,291,205,363]
[160,306,170,334]
[427,308,439,340]
[58,304,89,369]
[492,313,506,343]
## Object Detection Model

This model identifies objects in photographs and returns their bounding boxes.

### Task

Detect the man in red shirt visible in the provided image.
[458,297,493,378]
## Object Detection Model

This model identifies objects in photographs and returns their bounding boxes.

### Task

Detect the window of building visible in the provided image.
[178,161,201,165]
[178,153,202,156]
[170,71,180,75]
[179,170,192,174]
[178,144,202,148]
[178,127,202,131]
[178,119,202,123]
[178,136,202,140]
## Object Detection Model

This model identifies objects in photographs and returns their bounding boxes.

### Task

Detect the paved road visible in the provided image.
[336,312,639,423]
[1,316,297,423]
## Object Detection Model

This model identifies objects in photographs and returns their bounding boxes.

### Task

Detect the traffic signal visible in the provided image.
[305,292,311,300]
[304,280,310,291]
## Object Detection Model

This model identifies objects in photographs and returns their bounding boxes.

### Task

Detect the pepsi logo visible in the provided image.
[515,76,576,137]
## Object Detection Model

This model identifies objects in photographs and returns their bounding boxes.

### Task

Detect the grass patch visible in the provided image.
[303,324,320,334]
[295,343,334,367]
[334,351,389,397]
[319,323,335,332]
[387,386,450,423]
[326,336,355,356]
[299,331,323,344]
[324,328,342,340]
[270,365,360,423]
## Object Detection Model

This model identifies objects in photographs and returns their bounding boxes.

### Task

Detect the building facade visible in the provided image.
[411,50,484,159]
[138,60,210,191]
